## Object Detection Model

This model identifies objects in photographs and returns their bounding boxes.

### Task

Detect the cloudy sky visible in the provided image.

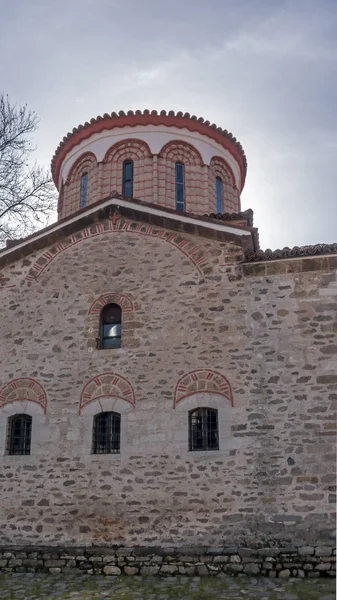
[1,0,336,249]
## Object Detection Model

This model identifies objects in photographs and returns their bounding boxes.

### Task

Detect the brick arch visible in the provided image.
[88,293,133,315]
[61,152,99,219]
[0,378,47,414]
[159,140,203,166]
[25,219,209,281]
[79,372,135,414]
[65,152,98,185]
[209,156,240,213]
[103,138,152,163]
[102,139,153,200]
[158,141,205,212]
[173,369,233,408]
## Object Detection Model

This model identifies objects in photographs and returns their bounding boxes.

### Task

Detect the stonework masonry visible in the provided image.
[0,208,336,560]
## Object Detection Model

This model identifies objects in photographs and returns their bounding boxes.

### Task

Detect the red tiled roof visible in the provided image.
[51,110,247,189]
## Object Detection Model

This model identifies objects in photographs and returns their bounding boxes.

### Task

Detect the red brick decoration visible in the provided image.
[158,140,206,213]
[0,276,16,290]
[0,378,47,413]
[102,139,153,201]
[25,218,208,281]
[61,152,99,219]
[173,369,233,408]
[209,156,240,214]
[88,293,133,315]
[79,372,136,414]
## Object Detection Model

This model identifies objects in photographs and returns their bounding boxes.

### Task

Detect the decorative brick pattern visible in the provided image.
[0,378,47,414]
[79,372,136,414]
[88,293,133,315]
[158,140,207,213]
[209,156,240,214]
[102,139,153,201]
[174,369,233,408]
[25,218,208,281]
[61,152,99,219]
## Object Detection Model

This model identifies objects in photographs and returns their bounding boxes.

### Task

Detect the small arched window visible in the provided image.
[216,177,223,213]
[6,414,32,455]
[122,160,133,197]
[175,162,185,211]
[92,411,121,454]
[80,173,88,208]
[189,408,219,451]
[99,303,121,349]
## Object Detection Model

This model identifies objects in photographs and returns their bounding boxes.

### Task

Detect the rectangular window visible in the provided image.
[92,412,121,454]
[176,162,185,211]
[189,408,219,451]
[7,414,32,455]
[80,173,88,208]
[216,177,223,213]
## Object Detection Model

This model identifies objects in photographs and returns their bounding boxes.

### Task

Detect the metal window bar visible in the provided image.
[122,160,133,197]
[92,412,121,454]
[7,414,32,455]
[189,408,219,451]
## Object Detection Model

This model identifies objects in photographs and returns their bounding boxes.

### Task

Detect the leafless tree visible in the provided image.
[0,93,56,246]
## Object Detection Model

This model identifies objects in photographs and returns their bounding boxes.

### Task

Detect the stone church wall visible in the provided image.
[0,218,336,549]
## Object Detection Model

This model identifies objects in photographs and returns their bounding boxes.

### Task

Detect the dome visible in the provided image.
[52,110,247,220]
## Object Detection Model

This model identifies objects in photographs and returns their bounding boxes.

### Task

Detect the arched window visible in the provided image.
[99,303,122,349]
[6,414,32,455]
[92,412,121,454]
[216,177,223,213]
[189,408,219,451]
[80,173,88,208]
[175,162,185,211]
[122,160,133,197]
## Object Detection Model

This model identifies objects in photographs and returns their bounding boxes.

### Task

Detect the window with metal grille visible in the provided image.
[92,412,121,454]
[216,177,223,213]
[80,173,88,208]
[175,162,185,211]
[6,414,32,455]
[189,408,219,451]
[99,303,122,349]
[122,160,133,197]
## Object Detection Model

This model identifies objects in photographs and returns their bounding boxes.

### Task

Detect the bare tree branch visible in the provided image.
[0,93,57,246]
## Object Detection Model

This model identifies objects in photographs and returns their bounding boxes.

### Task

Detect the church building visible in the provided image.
[0,110,336,555]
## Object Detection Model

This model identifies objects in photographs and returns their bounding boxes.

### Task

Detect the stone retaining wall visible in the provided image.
[0,546,335,578]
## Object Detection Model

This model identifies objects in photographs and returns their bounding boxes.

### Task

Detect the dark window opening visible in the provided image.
[122,160,133,197]
[99,303,121,349]
[80,173,88,208]
[216,177,223,213]
[6,414,32,455]
[92,411,121,454]
[189,408,219,451]
[176,162,185,211]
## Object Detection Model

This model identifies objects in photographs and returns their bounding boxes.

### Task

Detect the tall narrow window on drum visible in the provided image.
[122,160,133,197]
[176,162,185,211]
[80,173,88,208]
[216,177,223,213]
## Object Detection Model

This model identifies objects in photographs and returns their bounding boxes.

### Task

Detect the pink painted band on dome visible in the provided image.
[51,110,247,191]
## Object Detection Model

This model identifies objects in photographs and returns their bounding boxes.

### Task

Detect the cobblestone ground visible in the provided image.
[0,574,335,600]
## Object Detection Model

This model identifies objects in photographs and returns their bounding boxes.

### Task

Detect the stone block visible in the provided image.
[298,546,314,556]
[124,566,139,575]
[140,565,160,575]
[243,563,260,574]
[103,565,121,576]
[278,569,291,578]
[45,560,66,568]
[316,546,333,556]
[160,564,178,574]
